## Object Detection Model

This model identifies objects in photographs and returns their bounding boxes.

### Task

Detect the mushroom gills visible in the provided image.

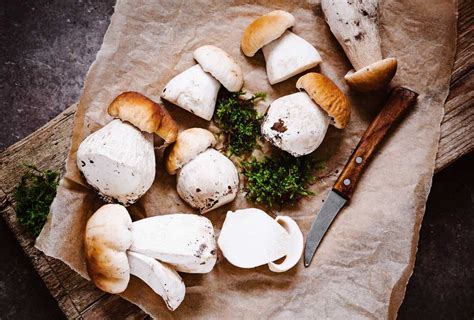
[77,120,155,206]
[130,214,217,273]
[127,251,185,311]
[161,64,220,121]
[262,30,322,85]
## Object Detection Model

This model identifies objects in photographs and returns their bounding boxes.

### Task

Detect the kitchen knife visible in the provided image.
[304,87,419,267]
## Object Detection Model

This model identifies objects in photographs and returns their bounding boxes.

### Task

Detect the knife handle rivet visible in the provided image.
[343,179,351,186]
[356,157,363,164]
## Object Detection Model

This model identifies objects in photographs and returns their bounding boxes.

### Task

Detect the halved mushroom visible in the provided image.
[241,10,322,84]
[165,128,239,214]
[77,119,155,205]
[161,46,244,121]
[321,0,397,91]
[262,73,350,157]
[84,204,218,310]
[218,208,303,272]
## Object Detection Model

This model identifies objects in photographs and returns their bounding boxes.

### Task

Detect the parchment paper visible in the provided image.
[36,0,457,318]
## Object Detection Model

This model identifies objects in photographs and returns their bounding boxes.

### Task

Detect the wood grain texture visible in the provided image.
[0,3,471,318]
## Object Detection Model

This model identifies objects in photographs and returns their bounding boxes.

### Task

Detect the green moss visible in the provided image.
[14,165,60,237]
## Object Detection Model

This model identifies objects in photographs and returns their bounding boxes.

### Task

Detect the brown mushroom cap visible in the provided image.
[344,58,397,92]
[241,10,295,57]
[108,91,179,144]
[296,73,351,129]
[165,128,216,175]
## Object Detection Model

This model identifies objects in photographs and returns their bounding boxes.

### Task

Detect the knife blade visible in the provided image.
[304,87,419,267]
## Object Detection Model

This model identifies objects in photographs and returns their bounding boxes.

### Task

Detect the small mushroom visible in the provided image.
[321,0,397,91]
[262,73,350,157]
[165,128,239,213]
[241,10,322,84]
[84,204,218,310]
[217,208,304,272]
[161,46,243,120]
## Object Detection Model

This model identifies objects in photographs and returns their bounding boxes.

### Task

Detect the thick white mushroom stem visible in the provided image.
[268,216,304,272]
[127,251,185,311]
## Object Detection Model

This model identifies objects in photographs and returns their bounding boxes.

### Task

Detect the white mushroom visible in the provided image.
[321,0,397,91]
[84,204,218,311]
[161,64,220,121]
[217,208,303,272]
[241,10,322,84]
[262,73,351,157]
[165,128,239,214]
[77,119,155,206]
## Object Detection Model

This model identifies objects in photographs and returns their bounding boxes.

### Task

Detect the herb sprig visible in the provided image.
[214,91,266,156]
[14,165,60,237]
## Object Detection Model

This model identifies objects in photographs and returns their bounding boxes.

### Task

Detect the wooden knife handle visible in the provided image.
[333,87,419,199]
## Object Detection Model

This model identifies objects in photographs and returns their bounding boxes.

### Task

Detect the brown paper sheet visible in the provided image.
[36,0,457,318]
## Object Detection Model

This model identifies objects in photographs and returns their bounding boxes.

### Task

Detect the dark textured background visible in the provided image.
[0,1,472,319]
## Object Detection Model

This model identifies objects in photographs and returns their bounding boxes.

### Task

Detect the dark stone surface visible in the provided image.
[0,1,472,319]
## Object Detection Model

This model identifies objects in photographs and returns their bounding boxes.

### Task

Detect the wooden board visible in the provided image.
[0,2,472,318]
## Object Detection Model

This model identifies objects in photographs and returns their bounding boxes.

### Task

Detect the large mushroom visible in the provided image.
[321,0,397,92]
[261,72,350,157]
[217,208,303,272]
[241,10,322,84]
[161,45,243,121]
[165,128,239,214]
[77,92,178,205]
[84,204,217,310]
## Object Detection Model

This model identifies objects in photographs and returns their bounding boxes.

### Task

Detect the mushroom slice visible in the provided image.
[165,128,216,175]
[261,92,330,157]
[344,58,397,92]
[177,149,239,213]
[268,216,304,272]
[107,91,178,144]
[262,31,322,85]
[296,73,351,129]
[241,10,295,57]
[127,251,185,311]
[77,119,155,206]
[218,209,290,268]
[161,64,220,121]
[130,214,217,273]
[194,45,244,92]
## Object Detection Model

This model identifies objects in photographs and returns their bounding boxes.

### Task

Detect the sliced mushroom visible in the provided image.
[84,204,218,311]
[77,119,155,205]
[321,0,397,91]
[218,208,304,272]
[193,45,244,92]
[241,10,322,84]
[165,128,239,213]
[262,73,351,157]
[161,64,220,121]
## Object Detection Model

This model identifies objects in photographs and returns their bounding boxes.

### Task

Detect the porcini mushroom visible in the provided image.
[165,128,239,213]
[161,46,243,121]
[84,204,218,310]
[262,73,350,157]
[241,10,322,84]
[217,208,303,272]
[321,0,397,91]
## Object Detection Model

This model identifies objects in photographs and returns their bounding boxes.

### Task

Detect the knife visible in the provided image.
[304,86,419,267]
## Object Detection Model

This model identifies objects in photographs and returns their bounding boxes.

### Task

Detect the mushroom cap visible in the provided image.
[261,92,330,157]
[107,91,178,143]
[268,216,304,272]
[296,73,351,129]
[161,64,220,121]
[241,10,295,57]
[165,128,217,175]
[194,45,244,92]
[344,58,397,92]
[77,120,155,206]
[262,30,322,84]
[84,204,132,294]
[177,149,239,213]
[217,208,289,269]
